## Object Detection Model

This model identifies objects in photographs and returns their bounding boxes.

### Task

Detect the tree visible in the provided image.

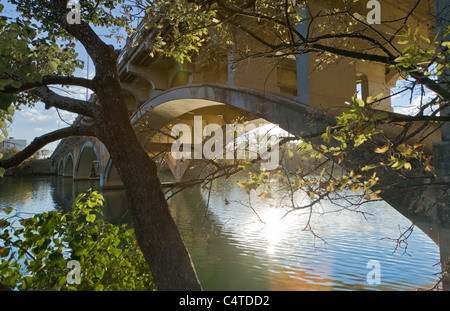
[0,0,448,291]
[136,0,450,289]
[0,0,201,290]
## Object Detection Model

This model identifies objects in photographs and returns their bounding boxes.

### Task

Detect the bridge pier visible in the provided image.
[166,156,192,183]
[432,142,450,290]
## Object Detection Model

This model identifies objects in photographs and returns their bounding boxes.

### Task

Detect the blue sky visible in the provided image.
[7,56,96,152]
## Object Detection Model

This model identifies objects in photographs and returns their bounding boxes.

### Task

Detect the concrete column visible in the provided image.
[432,142,450,290]
[227,50,235,85]
[295,4,310,105]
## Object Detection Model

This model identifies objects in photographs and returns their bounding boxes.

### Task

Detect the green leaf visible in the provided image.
[361,164,377,171]
[110,248,122,257]
[94,266,105,279]
[321,126,331,144]
[48,61,58,72]
[240,162,253,171]
[1,207,13,215]
[0,94,14,112]
[86,214,96,223]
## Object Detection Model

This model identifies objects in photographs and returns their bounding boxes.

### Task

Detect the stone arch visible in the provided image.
[74,141,102,180]
[131,83,329,146]
[103,159,124,188]
[64,153,74,177]
[132,84,304,182]
[57,158,64,176]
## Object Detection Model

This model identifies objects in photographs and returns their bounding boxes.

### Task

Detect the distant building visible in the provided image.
[2,137,28,151]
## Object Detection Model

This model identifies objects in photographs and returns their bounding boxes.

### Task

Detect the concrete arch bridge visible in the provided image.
[50,0,450,288]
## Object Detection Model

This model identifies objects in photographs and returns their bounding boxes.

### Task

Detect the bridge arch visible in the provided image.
[74,140,102,180]
[56,158,64,176]
[131,84,304,183]
[132,83,329,142]
[103,159,124,188]
[63,153,74,177]
[130,83,439,244]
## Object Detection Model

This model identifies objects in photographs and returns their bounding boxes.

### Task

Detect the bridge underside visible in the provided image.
[50,84,445,251]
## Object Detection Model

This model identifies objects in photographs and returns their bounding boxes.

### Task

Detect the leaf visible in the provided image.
[0,167,5,177]
[0,93,14,112]
[48,251,64,262]
[356,98,365,108]
[94,266,105,279]
[0,247,10,257]
[287,149,294,158]
[239,162,253,171]
[321,127,331,144]
[375,145,389,153]
[365,193,379,200]
[110,248,122,257]
[362,164,377,171]
[48,61,58,72]
[86,214,96,222]
[1,207,13,215]
[9,80,22,89]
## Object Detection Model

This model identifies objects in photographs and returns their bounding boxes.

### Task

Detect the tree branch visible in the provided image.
[30,86,96,118]
[2,75,96,94]
[0,125,95,170]
[50,0,118,71]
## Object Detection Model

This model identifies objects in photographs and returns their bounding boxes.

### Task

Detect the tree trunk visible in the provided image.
[94,76,202,291]
[112,140,202,291]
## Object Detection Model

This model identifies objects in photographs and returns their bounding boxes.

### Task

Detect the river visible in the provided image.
[0,174,442,291]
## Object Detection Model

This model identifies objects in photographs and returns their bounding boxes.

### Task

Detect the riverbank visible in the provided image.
[2,158,54,177]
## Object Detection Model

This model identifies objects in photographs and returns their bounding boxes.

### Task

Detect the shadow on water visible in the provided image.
[0,175,442,291]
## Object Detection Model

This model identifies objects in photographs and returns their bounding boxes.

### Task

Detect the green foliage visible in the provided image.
[0,0,134,110]
[0,190,154,291]
[394,25,449,77]
[234,93,432,203]
[139,0,222,63]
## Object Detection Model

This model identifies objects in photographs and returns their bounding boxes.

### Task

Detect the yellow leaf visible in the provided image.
[375,145,389,153]
[365,193,379,200]
[287,149,294,158]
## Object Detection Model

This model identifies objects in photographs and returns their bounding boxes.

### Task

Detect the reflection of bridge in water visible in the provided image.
[50,1,450,289]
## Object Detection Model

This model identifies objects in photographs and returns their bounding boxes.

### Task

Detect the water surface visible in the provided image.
[0,175,441,290]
